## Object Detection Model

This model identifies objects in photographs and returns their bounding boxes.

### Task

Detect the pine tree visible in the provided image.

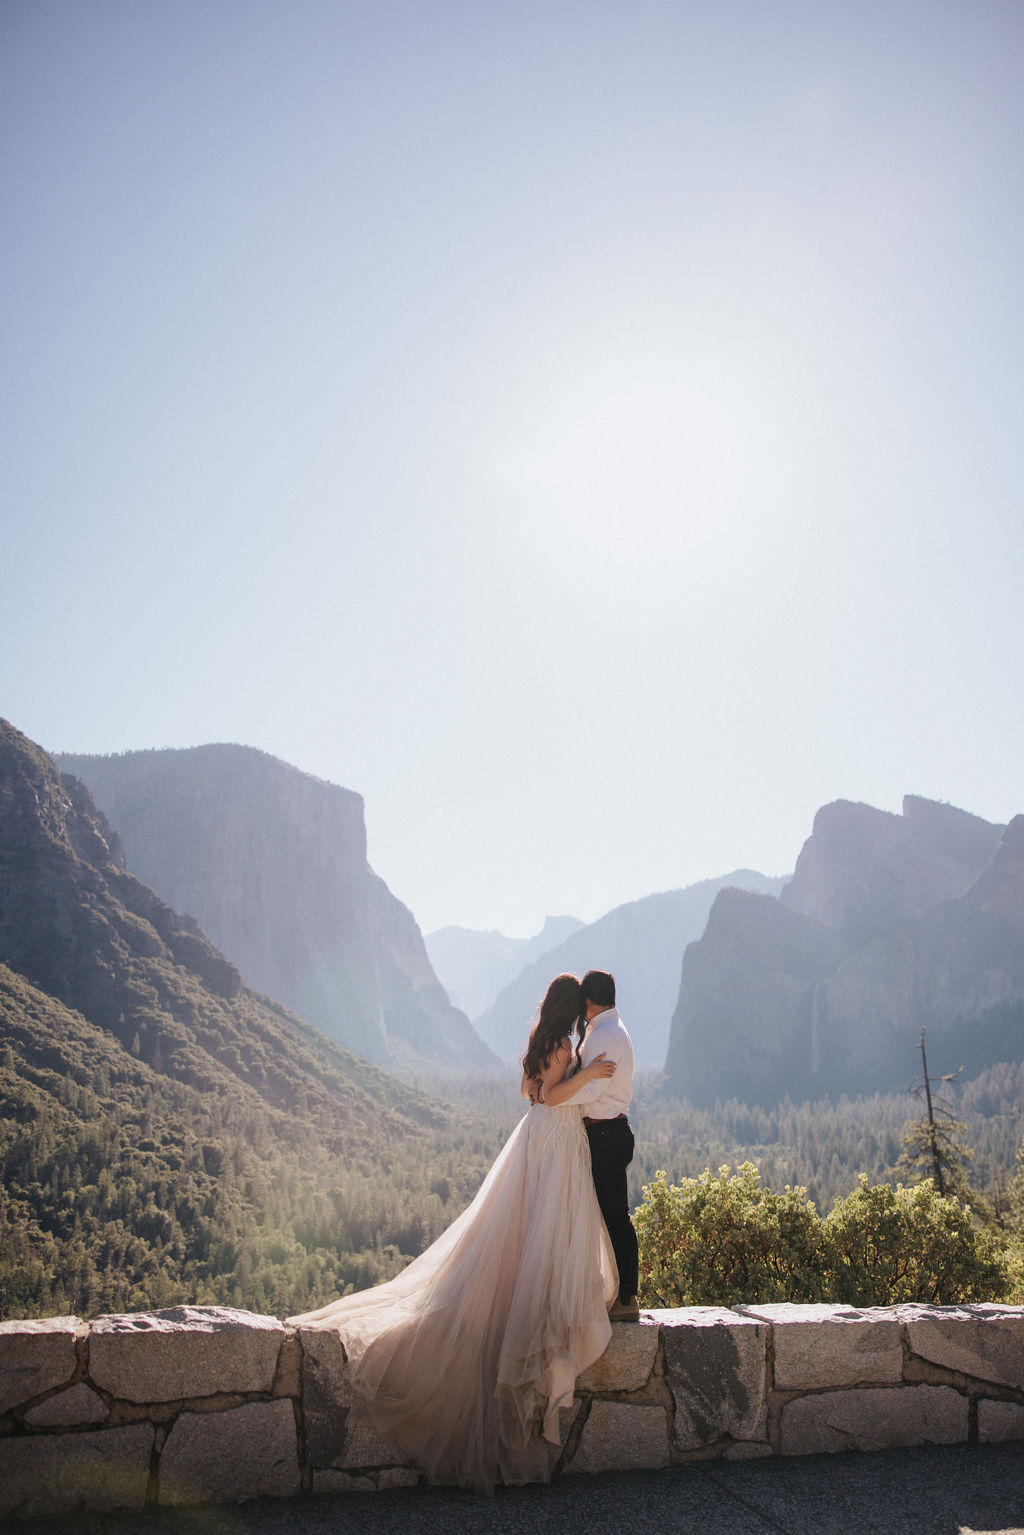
[1008,1141,1024,1235]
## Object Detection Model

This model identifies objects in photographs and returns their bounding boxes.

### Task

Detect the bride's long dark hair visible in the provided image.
[521,973,586,1081]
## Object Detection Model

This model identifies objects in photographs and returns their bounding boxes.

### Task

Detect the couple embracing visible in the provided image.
[521,968,639,1323]
[291,968,640,1493]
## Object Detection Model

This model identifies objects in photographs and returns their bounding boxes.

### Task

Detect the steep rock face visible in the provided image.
[54,745,495,1072]
[0,725,238,1026]
[664,889,858,1107]
[0,718,458,1125]
[475,871,788,1069]
[821,815,1024,1077]
[781,796,1003,934]
[667,798,1021,1106]
[425,915,585,1021]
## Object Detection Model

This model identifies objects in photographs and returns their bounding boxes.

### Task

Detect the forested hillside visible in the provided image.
[0,720,507,1319]
[0,964,507,1318]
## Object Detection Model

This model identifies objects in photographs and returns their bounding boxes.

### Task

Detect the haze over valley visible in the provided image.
[26,722,1024,1101]
[3,715,1024,1321]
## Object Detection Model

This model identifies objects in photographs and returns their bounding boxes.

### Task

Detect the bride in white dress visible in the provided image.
[288,973,619,1493]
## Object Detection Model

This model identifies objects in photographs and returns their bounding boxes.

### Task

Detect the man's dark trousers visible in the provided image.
[585,1117,639,1301]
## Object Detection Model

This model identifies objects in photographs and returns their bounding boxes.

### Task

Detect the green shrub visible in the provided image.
[635,1165,1010,1309]
[999,1237,1024,1304]
[823,1175,1007,1306]
[635,1163,827,1308]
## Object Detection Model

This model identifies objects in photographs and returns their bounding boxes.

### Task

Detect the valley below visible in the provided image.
[2,716,1023,1320]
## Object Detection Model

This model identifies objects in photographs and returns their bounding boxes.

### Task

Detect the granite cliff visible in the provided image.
[474,871,788,1068]
[55,745,496,1072]
[666,797,1023,1105]
[782,795,1004,933]
[0,718,452,1123]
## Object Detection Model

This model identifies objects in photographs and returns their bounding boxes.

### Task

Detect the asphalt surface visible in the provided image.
[3,1444,1023,1535]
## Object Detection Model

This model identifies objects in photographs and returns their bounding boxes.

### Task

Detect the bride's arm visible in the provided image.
[541,1051,616,1107]
[523,1039,575,1104]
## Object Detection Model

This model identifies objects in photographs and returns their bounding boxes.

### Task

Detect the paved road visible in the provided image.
[3,1444,1023,1534]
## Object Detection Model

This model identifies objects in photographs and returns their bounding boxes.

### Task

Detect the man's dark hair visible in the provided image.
[581,970,615,1008]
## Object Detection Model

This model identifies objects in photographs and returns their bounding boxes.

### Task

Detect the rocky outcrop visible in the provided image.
[781,796,1004,934]
[819,814,1024,1079]
[666,797,1022,1105]
[665,888,857,1104]
[54,744,495,1071]
[2,1303,1022,1515]
[475,872,788,1068]
[0,723,242,1029]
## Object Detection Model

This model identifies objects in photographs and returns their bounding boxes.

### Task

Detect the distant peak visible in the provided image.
[535,914,585,939]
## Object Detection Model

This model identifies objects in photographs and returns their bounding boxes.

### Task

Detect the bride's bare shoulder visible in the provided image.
[554,1037,579,1083]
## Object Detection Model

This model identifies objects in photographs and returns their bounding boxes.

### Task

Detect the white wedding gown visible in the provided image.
[288,1099,617,1492]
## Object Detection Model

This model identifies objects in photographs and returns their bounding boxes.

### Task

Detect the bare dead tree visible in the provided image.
[894,1029,970,1199]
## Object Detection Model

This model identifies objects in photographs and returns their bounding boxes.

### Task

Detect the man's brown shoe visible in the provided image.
[608,1295,641,1322]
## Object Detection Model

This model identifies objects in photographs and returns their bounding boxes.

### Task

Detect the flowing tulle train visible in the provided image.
[288,1104,617,1492]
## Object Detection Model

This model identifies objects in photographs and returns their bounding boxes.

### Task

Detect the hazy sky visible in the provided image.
[3,0,1022,938]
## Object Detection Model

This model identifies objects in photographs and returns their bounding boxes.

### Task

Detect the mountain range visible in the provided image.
[10,718,1024,1112]
[473,871,788,1067]
[0,721,449,1126]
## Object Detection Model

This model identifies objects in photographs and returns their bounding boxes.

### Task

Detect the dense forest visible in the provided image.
[4,971,1023,1322]
[0,965,508,1320]
[425,1059,1024,1216]
[631,1060,1024,1216]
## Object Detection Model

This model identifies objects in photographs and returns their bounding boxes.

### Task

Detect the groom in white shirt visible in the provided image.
[568,970,640,1322]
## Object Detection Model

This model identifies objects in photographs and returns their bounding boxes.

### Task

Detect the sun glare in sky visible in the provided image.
[2,0,1022,936]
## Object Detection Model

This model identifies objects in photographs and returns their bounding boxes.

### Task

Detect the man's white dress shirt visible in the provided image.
[566,1006,635,1118]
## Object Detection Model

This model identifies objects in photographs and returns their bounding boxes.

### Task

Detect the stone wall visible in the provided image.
[2,1303,1023,1518]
